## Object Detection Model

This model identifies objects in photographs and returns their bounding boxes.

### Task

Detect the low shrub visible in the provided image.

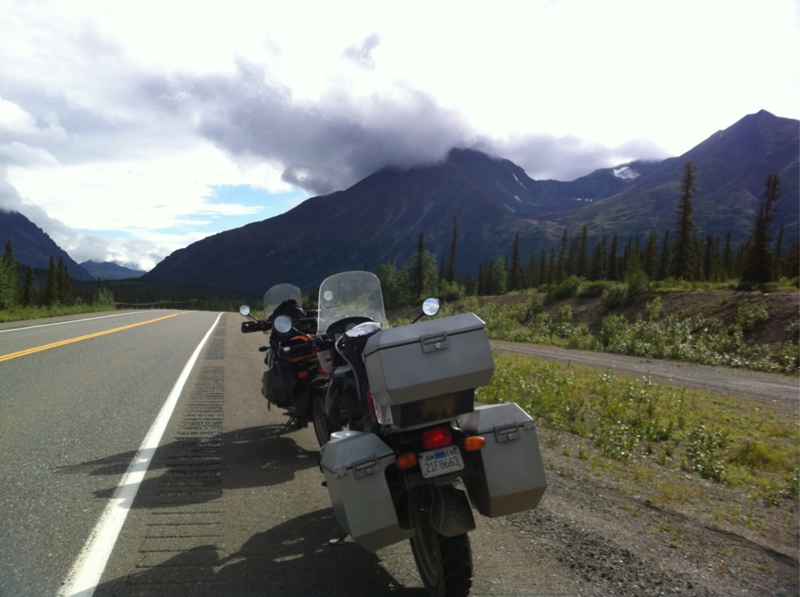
[600,284,629,310]
[545,276,584,302]
[579,280,617,298]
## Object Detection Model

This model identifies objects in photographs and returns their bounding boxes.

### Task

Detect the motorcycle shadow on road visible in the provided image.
[93,507,427,597]
[53,424,321,508]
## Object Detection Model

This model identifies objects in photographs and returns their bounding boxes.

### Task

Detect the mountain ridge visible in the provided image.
[143,110,798,295]
[0,210,94,281]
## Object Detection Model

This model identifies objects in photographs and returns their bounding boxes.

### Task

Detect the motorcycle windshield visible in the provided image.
[317,272,387,334]
[263,284,303,316]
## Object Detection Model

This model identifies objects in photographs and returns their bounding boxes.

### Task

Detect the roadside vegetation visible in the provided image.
[382,168,798,374]
[477,353,799,542]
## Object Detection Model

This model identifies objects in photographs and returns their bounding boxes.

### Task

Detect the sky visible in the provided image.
[1,0,798,271]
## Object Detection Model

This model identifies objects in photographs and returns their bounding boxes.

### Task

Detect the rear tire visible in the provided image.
[311,390,341,446]
[409,489,473,597]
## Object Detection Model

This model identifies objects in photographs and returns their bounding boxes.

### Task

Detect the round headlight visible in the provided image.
[273,315,293,334]
[344,321,382,338]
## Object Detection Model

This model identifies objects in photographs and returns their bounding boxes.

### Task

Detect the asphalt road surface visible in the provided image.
[2,312,796,596]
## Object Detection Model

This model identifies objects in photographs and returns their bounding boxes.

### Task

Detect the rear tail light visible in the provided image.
[421,427,452,450]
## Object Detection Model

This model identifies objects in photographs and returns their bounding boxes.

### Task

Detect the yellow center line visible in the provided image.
[0,312,190,363]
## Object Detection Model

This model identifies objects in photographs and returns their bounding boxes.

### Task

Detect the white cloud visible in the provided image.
[0,0,797,270]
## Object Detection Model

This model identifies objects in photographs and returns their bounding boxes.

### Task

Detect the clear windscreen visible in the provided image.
[263,284,302,316]
[317,272,387,335]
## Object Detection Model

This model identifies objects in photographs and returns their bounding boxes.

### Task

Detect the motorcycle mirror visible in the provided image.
[274,314,293,334]
[239,304,251,316]
[422,297,440,317]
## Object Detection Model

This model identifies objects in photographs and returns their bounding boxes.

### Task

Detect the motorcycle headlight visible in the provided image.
[273,315,293,334]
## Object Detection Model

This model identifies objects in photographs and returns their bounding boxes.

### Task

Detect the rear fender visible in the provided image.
[426,484,476,537]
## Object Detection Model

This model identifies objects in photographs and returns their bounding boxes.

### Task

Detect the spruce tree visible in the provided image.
[412,233,425,298]
[1,240,20,310]
[671,162,698,280]
[22,267,34,307]
[591,235,607,281]
[722,231,733,279]
[742,174,782,285]
[526,253,538,288]
[641,232,659,279]
[774,222,785,280]
[658,230,671,280]
[57,256,72,305]
[539,248,547,285]
[784,240,799,279]
[509,233,523,291]
[492,257,507,295]
[42,256,57,307]
[576,226,589,278]
[556,228,568,283]
[608,233,619,281]
[445,216,458,283]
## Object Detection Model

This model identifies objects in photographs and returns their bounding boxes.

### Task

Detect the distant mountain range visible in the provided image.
[0,210,94,281]
[2,110,796,295]
[79,260,145,280]
[142,110,799,295]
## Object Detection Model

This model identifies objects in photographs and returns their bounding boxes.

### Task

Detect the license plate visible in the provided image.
[419,445,464,479]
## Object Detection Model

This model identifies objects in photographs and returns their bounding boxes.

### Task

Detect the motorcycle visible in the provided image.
[280,272,548,597]
[239,283,340,446]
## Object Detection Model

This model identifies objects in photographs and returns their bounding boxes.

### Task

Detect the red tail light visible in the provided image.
[421,427,452,450]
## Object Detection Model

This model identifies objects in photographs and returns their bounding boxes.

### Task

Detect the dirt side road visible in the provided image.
[491,340,799,418]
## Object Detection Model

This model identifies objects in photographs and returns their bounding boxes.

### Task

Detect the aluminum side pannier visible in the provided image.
[319,431,414,552]
[457,403,547,518]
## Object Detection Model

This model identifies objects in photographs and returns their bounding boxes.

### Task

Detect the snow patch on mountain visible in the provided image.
[613,166,640,180]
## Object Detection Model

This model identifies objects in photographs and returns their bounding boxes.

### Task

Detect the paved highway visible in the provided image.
[0,310,221,596]
[2,311,794,596]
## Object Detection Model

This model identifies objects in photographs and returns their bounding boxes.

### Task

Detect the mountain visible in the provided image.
[142,150,653,294]
[0,210,94,280]
[143,110,798,295]
[569,110,799,244]
[80,260,145,280]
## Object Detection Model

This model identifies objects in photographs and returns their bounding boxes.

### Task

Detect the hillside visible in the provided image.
[142,110,798,296]
[0,210,94,280]
[80,261,145,280]
[569,110,799,244]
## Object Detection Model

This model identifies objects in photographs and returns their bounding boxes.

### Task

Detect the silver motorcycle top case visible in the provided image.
[363,312,495,407]
[457,403,547,517]
[319,431,414,552]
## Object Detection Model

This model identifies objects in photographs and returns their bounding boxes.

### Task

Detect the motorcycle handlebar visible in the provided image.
[281,335,331,356]
[241,320,271,333]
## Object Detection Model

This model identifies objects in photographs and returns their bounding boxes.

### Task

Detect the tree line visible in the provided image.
[376,167,797,308]
[0,245,90,310]
[2,166,796,314]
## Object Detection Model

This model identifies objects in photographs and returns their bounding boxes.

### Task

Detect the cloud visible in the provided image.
[168,58,474,195]
[0,142,60,167]
[168,58,667,195]
[475,135,669,182]
[343,33,382,70]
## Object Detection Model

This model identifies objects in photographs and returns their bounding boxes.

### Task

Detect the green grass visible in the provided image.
[393,294,799,374]
[0,303,117,323]
[476,353,800,506]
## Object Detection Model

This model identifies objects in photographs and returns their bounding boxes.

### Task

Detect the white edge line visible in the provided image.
[0,311,146,334]
[57,312,223,597]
